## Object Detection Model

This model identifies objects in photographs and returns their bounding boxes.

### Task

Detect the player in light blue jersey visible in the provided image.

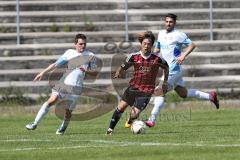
[25,34,98,135]
[145,13,219,127]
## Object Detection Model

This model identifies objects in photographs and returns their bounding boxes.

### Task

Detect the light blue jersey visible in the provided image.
[155,29,192,75]
[55,49,96,88]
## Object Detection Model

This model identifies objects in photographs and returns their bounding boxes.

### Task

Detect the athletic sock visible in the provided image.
[187,89,210,100]
[149,96,165,122]
[33,102,50,125]
[109,108,123,130]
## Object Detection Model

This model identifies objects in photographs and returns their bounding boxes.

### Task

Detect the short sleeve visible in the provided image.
[178,32,192,46]
[121,53,134,70]
[155,41,161,50]
[88,55,97,70]
[55,50,70,67]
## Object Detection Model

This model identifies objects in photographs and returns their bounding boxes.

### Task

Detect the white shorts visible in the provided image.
[157,71,185,92]
[52,89,79,110]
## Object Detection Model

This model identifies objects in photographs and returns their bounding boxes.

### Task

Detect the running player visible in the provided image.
[145,13,219,127]
[25,33,97,135]
[106,31,169,135]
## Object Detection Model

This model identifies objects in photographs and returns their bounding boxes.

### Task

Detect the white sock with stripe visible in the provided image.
[33,102,50,125]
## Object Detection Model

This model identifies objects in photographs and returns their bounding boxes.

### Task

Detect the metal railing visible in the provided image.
[209,0,213,41]
[15,0,216,44]
[16,0,20,45]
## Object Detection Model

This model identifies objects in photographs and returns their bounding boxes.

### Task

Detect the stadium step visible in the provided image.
[1,0,239,11]
[0,75,239,94]
[1,8,240,23]
[0,51,240,69]
[1,28,240,45]
[1,40,240,57]
[0,63,240,81]
[1,19,240,33]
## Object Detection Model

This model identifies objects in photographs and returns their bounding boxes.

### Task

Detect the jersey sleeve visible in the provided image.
[87,55,97,70]
[55,50,69,67]
[178,32,192,46]
[120,53,134,70]
[155,32,161,50]
[157,57,168,68]
[155,41,161,50]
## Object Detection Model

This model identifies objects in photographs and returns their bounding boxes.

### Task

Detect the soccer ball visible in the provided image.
[131,120,146,134]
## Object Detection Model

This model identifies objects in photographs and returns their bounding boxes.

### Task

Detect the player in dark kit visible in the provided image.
[106,31,169,135]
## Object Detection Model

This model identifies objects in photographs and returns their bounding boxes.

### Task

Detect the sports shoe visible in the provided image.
[209,91,220,109]
[144,121,155,127]
[106,128,113,135]
[125,120,132,128]
[56,128,66,135]
[26,123,37,130]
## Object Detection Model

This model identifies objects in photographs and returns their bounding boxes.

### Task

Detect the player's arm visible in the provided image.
[177,42,196,64]
[85,56,99,77]
[176,33,196,64]
[158,58,169,94]
[113,54,133,79]
[154,41,161,55]
[34,54,68,81]
[33,63,58,81]
[85,70,98,76]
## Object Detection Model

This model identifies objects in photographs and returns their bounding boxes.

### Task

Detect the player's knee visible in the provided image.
[117,101,128,112]
[117,106,125,112]
[47,96,58,106]
[154,87,164,96]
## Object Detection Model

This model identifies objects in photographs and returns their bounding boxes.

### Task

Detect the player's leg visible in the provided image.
[56,95,78,135]
[56,108,72,135]
[106,100,129,135]
[106,86,134,135]
[175,86,219,109]
[145,74,176,127]
[145,87,165,127]
[26,93,59,130]
[125,93,151,128]
[125,107,141,128]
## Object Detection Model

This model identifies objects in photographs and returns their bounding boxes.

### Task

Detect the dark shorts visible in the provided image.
[121,86,152,111]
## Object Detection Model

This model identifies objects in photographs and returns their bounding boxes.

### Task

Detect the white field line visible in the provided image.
[0,139,240,152]
[89,140,240,147]
[0,146,107,152]
[1,139,240,152]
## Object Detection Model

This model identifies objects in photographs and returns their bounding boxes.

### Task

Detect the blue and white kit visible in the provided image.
[155,29,192,90]
[53,49,96,110]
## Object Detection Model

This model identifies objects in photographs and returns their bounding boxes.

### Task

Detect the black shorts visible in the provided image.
[121,86,152,111]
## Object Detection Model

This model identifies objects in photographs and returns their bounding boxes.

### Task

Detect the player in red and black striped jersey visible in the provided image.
[106,31,169,135]
[121,51,167,94]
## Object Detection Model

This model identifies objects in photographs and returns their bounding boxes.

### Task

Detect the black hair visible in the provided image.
[75,33,87,44]
[165,13,177,22]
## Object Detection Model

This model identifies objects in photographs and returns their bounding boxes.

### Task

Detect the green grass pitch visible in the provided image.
[0,103,240,160]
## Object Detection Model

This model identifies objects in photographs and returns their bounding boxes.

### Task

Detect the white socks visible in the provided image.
[149,96,165,122]
[149,89,210,123]
[33,102,50,125]
[187,89,210,100]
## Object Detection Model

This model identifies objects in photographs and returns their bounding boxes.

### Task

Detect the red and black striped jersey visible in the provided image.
[121,51,168,94]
